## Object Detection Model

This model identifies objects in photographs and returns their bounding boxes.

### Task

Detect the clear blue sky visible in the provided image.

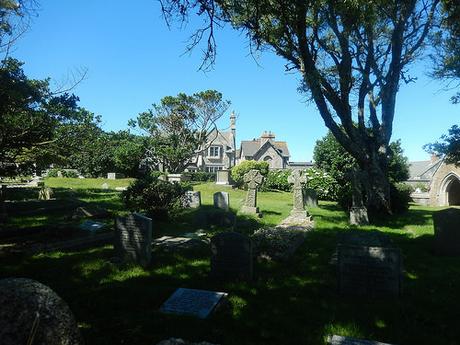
[12,0,460,162]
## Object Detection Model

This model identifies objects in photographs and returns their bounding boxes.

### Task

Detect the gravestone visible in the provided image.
[0,184,7,221]
[210,232,253,281]
[107,172,124,179]
[160,288,227,319]
[167,174,190,183]
[216,170,231,185]
[433,208,460,255]
[0,278,83,345]
[349,170,369,225]
[114,213,153,267]
[183,191,201,208]
[79,220,106,232]
[213,192,230,211]
[101,183,109,190]
[288,170,309,217]
[337,231,402,296]
[304,188,318,208]
[38,186,54,200]
[327,335,396,345]
[240,169,264,215]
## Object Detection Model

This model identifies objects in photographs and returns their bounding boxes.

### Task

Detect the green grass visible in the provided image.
[2,181,460,345]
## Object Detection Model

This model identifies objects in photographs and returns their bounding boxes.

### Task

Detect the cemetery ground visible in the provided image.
[1,179,460,345]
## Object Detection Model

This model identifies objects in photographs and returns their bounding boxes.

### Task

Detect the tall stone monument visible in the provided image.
[349,170,369,225]
[240,169,264,216]
[287,169,309,218]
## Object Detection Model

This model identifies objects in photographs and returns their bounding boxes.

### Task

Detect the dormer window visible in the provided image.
[209,146,221,158]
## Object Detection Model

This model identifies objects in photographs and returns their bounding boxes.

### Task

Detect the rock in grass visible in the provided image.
[0,278,84,345]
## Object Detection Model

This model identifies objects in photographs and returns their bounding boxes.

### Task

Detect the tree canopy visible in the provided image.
[132,90,230,173]
[160,0,443,214]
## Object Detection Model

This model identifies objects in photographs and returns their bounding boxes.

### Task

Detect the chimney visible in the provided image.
[260,131,275,147]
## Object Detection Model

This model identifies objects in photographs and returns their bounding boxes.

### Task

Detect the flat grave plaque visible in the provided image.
[160,288,227,319]
[327,335,396,345]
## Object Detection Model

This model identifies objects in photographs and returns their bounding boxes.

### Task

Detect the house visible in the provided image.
[187,112,237,172]
[408,155,460,206]
[236,131,290,169]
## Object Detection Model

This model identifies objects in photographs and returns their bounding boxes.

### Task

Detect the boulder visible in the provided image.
[0,278,84,345]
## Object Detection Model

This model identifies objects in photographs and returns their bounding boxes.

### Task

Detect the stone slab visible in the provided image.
[327,335,396,345]
[213,192,229,211]
[182,191,201,208]
[79,220,106,232]
[160,288,227,319]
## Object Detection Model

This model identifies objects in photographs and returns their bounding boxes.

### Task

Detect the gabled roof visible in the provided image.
[240,139,290,158]
[408,159,443,180]
[207,129,235,150]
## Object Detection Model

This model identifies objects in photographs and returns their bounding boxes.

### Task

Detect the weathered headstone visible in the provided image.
[288,170,309,218]
[337,231,402,296]
[167,174,190,183]
[327,335,396,345]
[433,208,460,255]
[240,169,264,215]
[101,183,109,190]
[216,169,231,185]
[0,278,84,345]
[114,213,153,267]
[107,172,124,179]
[349,170,369,225]
[160,288,227,319]
[304,188,318,208]
[210,232,253,281]
[213,191,230,211]
[38,186,54,200]
[183,191,202,208]
[0,184,7,221]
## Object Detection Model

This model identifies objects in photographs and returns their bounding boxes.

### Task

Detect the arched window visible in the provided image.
[263,156,272,162]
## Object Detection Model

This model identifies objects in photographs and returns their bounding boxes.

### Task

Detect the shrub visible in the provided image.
[121,173,191,219]
[46,168,60,177]
[231,160,269,188]
[390,182,412,214]
[61,170,79,178]
[260,169,291,192]
[305,168,340,200]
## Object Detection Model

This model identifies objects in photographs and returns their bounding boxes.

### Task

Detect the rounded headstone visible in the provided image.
[0,278,84,345]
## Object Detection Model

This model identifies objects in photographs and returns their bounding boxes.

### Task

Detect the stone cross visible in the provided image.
[241,169,264,215]
[288,170,308,214]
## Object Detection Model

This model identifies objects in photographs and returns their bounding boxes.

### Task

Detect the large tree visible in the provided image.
[132,90,230,173]
[160,0,442,214]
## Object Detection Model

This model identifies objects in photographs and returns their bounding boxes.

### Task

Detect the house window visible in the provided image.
[206,166,223,173]
[209,146,221,158]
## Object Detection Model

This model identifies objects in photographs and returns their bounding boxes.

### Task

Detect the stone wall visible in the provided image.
[429,162,460,206]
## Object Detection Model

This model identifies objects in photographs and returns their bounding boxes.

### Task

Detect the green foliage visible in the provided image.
[46,168,60,178]
[305,168,339,200]
[260,169,291,192]
[230,160,269,187]
[390,182,413,214]
[313,132,411,211]
[121,173,191,220]
[61,170,79,178]
[133,90,230,173]
[183,171,216,182]
[424,125,460,165]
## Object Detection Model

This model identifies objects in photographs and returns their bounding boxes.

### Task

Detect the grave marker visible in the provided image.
[183,191,201,208]
[210,232,253,281]
[216,170,231,185]
[304,188,318,208]
[160,288,227,319]
[433,208,460,255]
[288,170,309,217]
[114,213,153,267]
[240,169,264,215]
[337,231,402,296]
[213,192,229,211]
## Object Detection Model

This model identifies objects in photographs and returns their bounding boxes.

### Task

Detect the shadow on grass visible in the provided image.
[3,203,460,345]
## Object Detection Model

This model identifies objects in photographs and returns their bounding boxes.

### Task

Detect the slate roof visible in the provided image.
[207,129,235,150]
[408,159,443,180]
[240,139,290,158]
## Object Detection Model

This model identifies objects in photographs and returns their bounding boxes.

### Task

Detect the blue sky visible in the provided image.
[11,0,460,162]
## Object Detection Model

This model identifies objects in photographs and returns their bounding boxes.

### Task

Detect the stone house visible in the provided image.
[236,131,290,169]
[408,156,460,206]
[187,113,237,173]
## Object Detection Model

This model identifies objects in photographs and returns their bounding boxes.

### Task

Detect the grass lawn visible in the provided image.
[1,181,460,345]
